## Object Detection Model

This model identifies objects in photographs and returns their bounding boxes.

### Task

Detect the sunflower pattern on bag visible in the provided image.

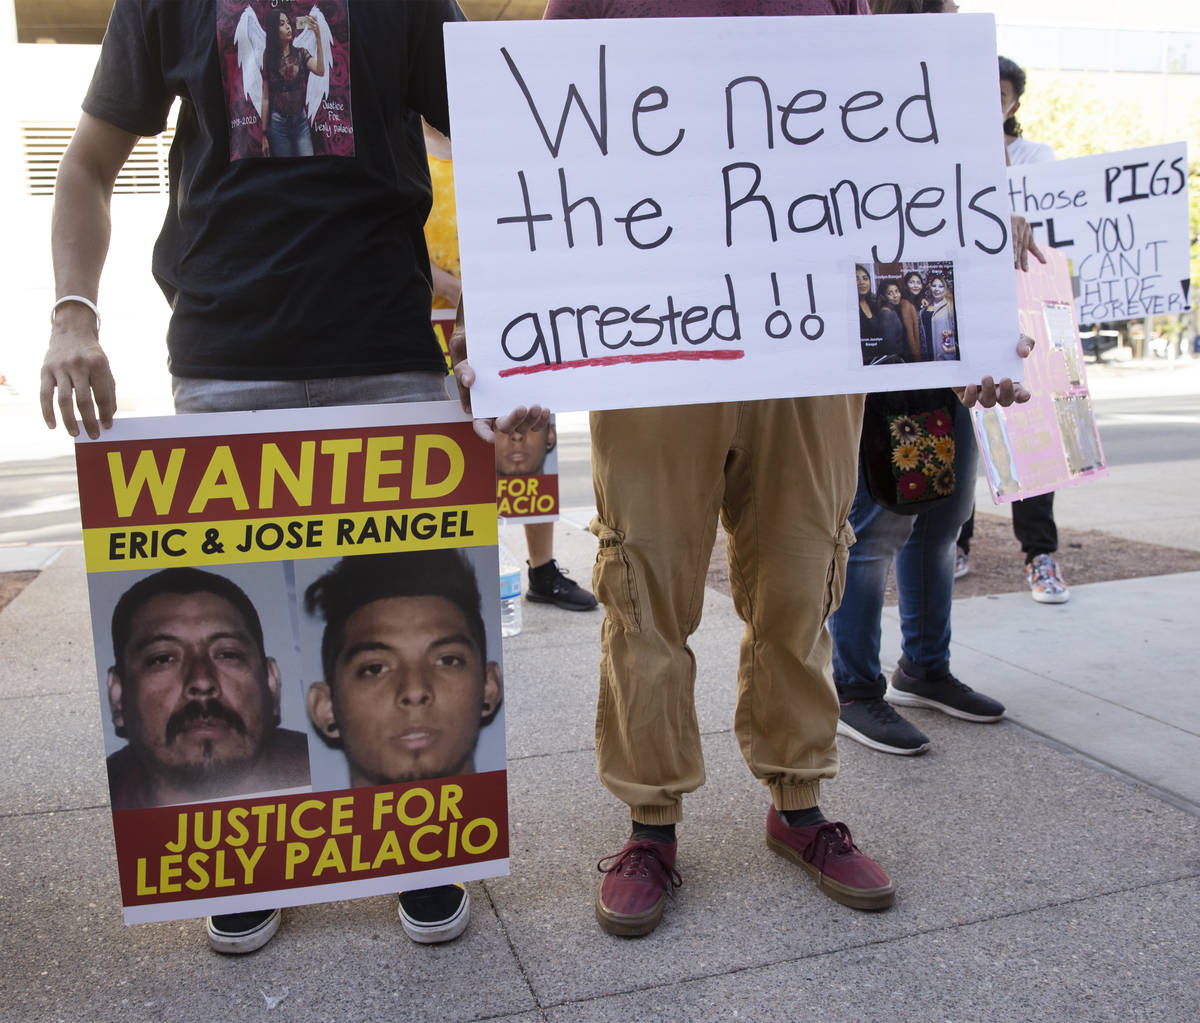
[888,409,956,505]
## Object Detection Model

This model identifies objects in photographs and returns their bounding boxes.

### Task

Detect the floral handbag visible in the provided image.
[860,388,958,515]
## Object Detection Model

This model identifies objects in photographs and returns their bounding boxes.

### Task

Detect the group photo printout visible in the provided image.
[1006,142,1191,326]
[73,402,509,924]
[445,13,1023,417]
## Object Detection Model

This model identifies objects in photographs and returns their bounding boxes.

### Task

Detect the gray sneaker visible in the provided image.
[887,665,1004,722]
[838,698,931,756]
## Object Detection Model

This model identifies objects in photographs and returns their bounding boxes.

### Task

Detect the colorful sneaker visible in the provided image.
[595,837,681,936]
[838,698,931,756]
[398,884,470,944]
[954,546,970,580]
[765,808,894,911]
[1026,553,1069,604]
[527,559,598,611]
[888,664,1004,722]
[205,908,281,954]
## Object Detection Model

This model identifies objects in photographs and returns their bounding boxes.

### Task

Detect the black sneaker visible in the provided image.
[205,908,281,954]
[887,664,1005,722]
[398,884,470,944]
[838,698,931,755]
[527,559,598,611]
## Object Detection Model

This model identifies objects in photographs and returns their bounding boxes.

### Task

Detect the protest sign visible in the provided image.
[444,13,1023,416]
[495,414,560,523]
[973,248,1107,504]
[74,401,509,924]
[1007,142,1191,325]
[431,312,561,522]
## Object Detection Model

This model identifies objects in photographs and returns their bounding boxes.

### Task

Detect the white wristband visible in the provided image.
[51,295,101,331]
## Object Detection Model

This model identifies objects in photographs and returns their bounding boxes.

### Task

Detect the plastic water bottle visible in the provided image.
[498,521,523,637]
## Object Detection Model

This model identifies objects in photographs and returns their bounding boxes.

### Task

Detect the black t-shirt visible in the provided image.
[83,0,465,380]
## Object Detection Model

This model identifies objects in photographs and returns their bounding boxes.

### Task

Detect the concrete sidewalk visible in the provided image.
[2,502,1197,1022]
[3,352,1198,1020]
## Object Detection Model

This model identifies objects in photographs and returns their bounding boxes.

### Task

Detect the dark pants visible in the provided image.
[958,491,1057,564]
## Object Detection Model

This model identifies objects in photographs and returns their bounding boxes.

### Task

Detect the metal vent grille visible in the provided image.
[20,123,174,196]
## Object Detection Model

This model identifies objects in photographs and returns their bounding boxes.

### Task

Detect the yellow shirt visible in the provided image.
[424,155,460,310]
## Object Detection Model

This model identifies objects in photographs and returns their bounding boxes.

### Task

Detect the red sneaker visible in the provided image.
[595,837,681,936]
[766,807,895,911]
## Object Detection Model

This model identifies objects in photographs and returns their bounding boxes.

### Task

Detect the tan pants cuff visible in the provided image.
[771,781,822,812]
[630,804,683,826]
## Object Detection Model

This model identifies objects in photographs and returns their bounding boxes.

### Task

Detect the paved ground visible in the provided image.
[1,354,1198,1021]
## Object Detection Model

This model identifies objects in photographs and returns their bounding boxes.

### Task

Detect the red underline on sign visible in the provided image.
[498,350,746,377]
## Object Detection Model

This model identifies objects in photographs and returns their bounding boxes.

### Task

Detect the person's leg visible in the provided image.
[1012,492,1057,561]
[1013,492,1069,604]
[525,520,597,611]
[958,507,975,557]
[724,396,859,806]
[589,404,733,935]
[829,464,915,700]
[590,404,733,824]
[724,396,893,911]
[888,410,1004,721]
[828,457,930,756]
[955,505,974,579]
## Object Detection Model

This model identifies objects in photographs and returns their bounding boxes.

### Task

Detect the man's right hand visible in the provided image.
[40,303,116,439]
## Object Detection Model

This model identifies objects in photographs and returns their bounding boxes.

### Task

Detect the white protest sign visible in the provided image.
[445,14,1022,417]
[1007,143,1191,325]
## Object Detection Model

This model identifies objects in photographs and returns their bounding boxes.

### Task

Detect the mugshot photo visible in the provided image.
[294,548,507,792]
[857,260,960,366]
[86,562,314,811]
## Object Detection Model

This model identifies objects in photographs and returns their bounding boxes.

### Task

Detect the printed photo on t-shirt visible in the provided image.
[217,1,355,161]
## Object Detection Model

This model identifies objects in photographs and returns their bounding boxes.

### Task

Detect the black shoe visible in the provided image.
[527,559,598,611]
[398,884,470,944]
[838,698,931,755]
[205,908,281,954]
[887,664,1005,722]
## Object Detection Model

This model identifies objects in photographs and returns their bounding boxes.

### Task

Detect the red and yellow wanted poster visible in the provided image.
[74,401,508,924]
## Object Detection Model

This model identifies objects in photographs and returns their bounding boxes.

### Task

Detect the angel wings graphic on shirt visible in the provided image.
[234,4,334,125]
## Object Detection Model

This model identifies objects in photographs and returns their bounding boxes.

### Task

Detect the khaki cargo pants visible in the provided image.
[589,396,862,825]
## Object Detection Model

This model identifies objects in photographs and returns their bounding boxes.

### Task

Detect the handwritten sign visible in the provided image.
[445,14,1022,416]
[75,402,510,924]
[973,248,1107,504]
[1007,142,1191,325]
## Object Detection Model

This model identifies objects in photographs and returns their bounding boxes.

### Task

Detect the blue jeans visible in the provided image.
[268,110,314,157]
[829,399,978,700]
[172,372,450,412]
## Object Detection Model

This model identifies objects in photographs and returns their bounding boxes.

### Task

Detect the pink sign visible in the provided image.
[973,249,1108,504]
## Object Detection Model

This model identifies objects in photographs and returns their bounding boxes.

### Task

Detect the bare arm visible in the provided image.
[306,18,325,76]
[40,113,139,437]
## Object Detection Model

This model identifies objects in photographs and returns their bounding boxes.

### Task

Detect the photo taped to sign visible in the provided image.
[856,259,959,366]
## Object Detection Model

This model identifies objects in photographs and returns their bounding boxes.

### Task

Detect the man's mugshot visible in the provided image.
[105,567,310,810]
[304,550,503,787]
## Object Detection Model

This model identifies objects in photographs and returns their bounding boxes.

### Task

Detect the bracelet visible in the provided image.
[51,295,101,331]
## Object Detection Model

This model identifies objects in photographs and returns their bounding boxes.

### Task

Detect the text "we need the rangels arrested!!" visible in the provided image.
[445,13,1024,416]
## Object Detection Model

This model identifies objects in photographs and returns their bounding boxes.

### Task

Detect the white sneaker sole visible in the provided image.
[205,908,281,955]
[836,719,930,756]
[886,687,1004,723]
[398,888,470,944]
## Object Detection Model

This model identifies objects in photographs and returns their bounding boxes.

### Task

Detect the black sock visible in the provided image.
[631,821,676,844]
[781,807,826,828]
